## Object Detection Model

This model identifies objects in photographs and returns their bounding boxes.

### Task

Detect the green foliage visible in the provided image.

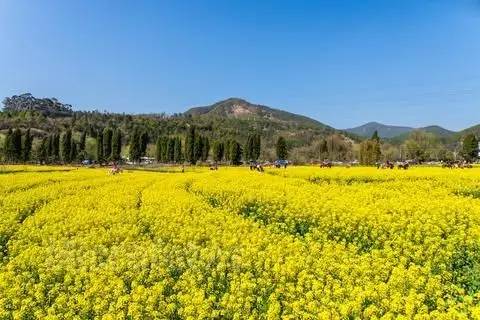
[129,127,142,163]
[276,136,288,160]
[61,129,72,163]
[244,133,261,161]
[359,139,381,165]
[111,129,122,161]
[185,126,197,165]
[96,130,104,163]
[102,128,113,160]
[212,141,224,162]
[173,137,183,163]
[462,134,478,162]
[229,140,242,165]
[22,128,32,162]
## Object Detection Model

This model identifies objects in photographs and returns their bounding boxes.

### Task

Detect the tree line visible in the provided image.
[5,126,475,166]
[1,125,292,165]
[357,130,479,165]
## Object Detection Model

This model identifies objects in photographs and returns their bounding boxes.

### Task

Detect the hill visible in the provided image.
[184,98,332,129]
[345,122,413,139]
[0,94,348,162]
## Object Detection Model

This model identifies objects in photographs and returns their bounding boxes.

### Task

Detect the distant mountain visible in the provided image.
[345,121,457,140]
[420,125,455,137]
[459,124,480,137]
[345,122,413,139]
[184,98,332,130]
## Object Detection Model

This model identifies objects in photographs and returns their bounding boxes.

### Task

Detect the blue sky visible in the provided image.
[0,0,479,130]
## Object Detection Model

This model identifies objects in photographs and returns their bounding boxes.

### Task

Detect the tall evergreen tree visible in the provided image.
[37,137,48,164]
[167,138,175,162]
[173,137,183,163]
[371,130,380,142]
[3,128,13,162]
[61,129,72,163]
[79,131,87,152]
[46,134,53,162]
[140,131,149,156]
[276,136,288,160]
[253,134,261,160]
[212,141,224,162]
[244,134,254,161]
[194,135,203,163]
[155,137,163,162]
[12,128,22,162]
[224,140,232,162]
[129,127,142,163]
[185,126,196,165]
[111,129,122,161]
[70,141,78,162]
[229,140,242,165]
[103,128,113,161]
[201,136,210,161]
[96,130,104,163]
[52,133,60,162]
[22,128,33,162]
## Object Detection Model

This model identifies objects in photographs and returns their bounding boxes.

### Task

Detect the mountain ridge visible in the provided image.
[184,97,333,130]
[345,122,456,139]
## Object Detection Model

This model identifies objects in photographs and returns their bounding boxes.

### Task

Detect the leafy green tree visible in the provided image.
[276,136,288,160]
[462,134,479,162]
[111,129,122,161]
[61,129,72,163]
[359,139,381,165]
[22,128,32,162]
[371,130,380,142]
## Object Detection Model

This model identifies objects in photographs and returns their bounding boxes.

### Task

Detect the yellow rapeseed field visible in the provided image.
[1,165,480,319]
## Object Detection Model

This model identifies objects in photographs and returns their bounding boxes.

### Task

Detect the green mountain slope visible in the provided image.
[345,122,413,138]
[185,98,332,129]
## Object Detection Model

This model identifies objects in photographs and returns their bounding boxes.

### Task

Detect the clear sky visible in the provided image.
[1,0,479,130]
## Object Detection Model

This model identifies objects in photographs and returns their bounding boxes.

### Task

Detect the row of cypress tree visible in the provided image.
[3,128,32,163]
[96,128,122,163]
[2,125,290,165]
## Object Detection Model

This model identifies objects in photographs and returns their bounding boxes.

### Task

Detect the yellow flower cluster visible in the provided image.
[1,166,480,319]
